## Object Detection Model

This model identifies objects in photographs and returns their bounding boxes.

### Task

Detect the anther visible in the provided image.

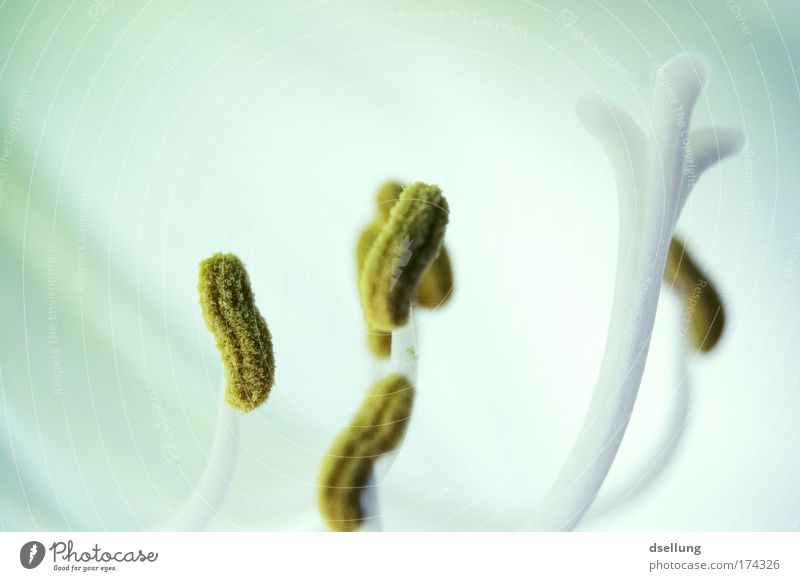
[318,373,414,532]
[664,237,725,352]
[359,182,449,332]
[198,252,276,412]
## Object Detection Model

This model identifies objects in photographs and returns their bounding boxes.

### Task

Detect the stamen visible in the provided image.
[664,237,725,352]
[359,182,449,332]
[318,374,414,532]
[356,181,454,357]
[375,181,454,310]
[340,182,447,530]
[198,252,275,412]
[159,253,276,531]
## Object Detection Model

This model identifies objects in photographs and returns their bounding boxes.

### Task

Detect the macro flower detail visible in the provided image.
[316,181,452,531]
[357,221,393,358]
[531,53,744,531]
[198,252,275,412]
[663,237,725,352]
[356,181,454,357]
[158,252,278,531]
[318,373,414,532]
[414,245,454,309]
[0,1,795,553]
[359,182,450,332]
[588,235,727,518]
[375,180,404,221]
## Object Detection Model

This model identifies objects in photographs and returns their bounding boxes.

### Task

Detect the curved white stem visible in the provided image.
[530,54,711,531]
[588,339,692,518]
[155,393,240,531]
[569,84,742,526]
[530,232,669,530]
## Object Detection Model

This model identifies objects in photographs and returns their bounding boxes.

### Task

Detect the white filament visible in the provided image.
[155,388,240,531]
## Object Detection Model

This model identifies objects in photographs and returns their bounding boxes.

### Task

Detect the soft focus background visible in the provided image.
[0,0,798,531]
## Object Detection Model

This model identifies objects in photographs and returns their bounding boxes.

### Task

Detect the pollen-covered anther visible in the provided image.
[374,180,403,221]
[318,373,414,532]
[359,182,449,332]
[365,328,392,358]
[663,237,725,352]
[371,180,454,309]
[198,252,276,412]
[356,223,392,357]
[415,245,454,308]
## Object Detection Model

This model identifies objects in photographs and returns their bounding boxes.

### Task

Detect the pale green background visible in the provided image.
[0,0,798,530]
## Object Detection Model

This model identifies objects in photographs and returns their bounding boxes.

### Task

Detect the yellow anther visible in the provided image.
[359,182,449,332]
[198,253,276,412]
[375,180,403,221]
[415,245,454,309]
[356,223,393,357]
[366,329,392,358]
[356,221,382,276]
[372,181,454,309]
[318,373,414,532]
[663,237,725,352]
[355,182,454,355]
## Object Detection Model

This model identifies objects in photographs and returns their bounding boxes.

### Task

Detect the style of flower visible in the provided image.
[530,53,744,531]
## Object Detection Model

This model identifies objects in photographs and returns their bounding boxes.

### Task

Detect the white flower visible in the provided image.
[0,2,795,532]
